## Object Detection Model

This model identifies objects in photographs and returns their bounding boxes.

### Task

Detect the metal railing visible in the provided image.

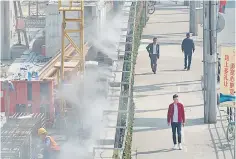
[91,1,146,158]
[91,1,137,159]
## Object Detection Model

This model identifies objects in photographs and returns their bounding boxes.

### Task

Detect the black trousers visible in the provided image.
[184,53,192,69]
[171,122,182,144]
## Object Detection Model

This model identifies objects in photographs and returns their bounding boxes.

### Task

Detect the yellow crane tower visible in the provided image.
[57,0,85,116]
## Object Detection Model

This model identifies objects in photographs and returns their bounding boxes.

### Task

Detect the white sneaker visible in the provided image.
[173,144,178,150]
[178,143,183,150]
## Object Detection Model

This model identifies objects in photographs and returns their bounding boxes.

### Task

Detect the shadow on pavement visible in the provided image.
[141,41,181,45]
[135,104,203,113]
[136,148,174,155]
[134,84,164,93]
[134,80,200,90]
[142,32,187,38]
[133,117,205,132]
[207,106,234,159]
[147,20,188,24]
[135,72,153,76]
[134,81,201,93]
[156,12,188,16]
[134,89,202,98]
[160,69,186,72]
[155,6,188,11]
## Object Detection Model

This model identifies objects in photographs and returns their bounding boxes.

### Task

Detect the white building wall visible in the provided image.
[45,2,109,57]
[45,3,62,57]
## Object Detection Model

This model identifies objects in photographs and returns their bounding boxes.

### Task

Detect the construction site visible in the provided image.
[0,0,145,158]
[3,1,232,159]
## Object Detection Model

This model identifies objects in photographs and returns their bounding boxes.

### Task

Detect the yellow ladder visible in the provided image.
[58,0,85,117]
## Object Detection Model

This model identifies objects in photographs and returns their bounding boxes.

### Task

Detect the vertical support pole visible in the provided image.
[207,0,217,123]
[203,1,209,123]
[144,1,147,26]
[36,1,39,17]
[1,1,10,60]
[80,0,85,73]
[189,1,193,33]
[61,11,65,83]
[60,11,66,117]
[18,1,29,48]
[190,1,198,36]
[56,70,60,85]
[3,81,10,121]
[6,83,10,121]
[13,1,21,44]
[28,1,31,16]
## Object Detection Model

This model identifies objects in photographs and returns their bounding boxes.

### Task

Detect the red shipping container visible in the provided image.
[1,80,54,120]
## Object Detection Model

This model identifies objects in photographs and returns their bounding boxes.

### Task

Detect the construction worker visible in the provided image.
[38,128,60,159]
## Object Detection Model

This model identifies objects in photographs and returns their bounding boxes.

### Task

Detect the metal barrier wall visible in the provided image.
[1,113,45,159]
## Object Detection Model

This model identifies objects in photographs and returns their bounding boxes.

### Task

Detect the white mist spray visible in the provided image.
[86,11,125,60]
[55,9,125,159]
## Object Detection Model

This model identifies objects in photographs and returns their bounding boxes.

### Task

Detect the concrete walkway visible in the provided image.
[132,2,233,159]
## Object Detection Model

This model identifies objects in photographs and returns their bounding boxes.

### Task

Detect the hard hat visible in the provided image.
[38,128,47,135]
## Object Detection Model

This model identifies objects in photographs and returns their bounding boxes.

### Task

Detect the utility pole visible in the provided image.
[206,1,218,123]
[189,1,198,36]
[203,1,209,123]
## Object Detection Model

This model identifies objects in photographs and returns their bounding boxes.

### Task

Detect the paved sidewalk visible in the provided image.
[132,2,233,159]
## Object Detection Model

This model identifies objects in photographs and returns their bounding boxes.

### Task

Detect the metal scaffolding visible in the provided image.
[57,0,85,116]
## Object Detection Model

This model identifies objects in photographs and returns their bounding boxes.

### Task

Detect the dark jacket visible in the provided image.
[146,43,160,58]
[181,38,195,54]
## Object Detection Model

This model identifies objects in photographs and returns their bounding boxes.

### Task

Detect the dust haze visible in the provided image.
[55,10,124,159]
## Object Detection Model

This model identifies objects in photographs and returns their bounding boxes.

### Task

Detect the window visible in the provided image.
[27,83,32,101]
[40,83,49,100]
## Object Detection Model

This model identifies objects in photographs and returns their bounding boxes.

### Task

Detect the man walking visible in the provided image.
[167,94,185,150]
[146,37,160,74]
[181,33,195,70]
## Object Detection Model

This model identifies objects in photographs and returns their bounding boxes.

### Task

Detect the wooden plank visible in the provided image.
[54,62,79,68]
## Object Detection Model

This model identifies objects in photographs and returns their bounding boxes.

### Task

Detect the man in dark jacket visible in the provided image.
[146,37,160,74]
[181,33,195,70]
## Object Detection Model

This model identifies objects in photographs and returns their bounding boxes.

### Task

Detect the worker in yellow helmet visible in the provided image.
[38,128,60,159]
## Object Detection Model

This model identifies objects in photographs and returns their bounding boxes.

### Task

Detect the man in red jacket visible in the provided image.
[167,94,185,150]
